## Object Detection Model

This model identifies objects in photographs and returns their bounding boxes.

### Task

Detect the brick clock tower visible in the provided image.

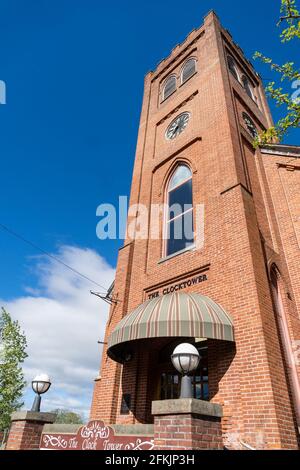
[90,11,300,449]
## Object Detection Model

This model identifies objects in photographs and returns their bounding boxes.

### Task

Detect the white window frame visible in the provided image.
[227,55,240,82]
[163,165,194,258]
[180,57,197,85]
[162,75,177,102]
[241,74,255,101]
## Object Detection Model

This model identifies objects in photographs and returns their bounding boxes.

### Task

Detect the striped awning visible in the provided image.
[107,292,234,362]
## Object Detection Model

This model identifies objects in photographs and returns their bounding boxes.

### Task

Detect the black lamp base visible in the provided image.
[180,375,193,398]
[31,394,41,412]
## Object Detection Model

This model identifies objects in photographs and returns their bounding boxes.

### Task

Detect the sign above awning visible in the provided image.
[107,292,235,363]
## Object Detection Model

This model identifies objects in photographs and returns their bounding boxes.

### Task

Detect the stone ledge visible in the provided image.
[11,411,57,424]
[43,423,81,433]
[151,399,223,418]
[112,424,154,436]
[43,423,154,436]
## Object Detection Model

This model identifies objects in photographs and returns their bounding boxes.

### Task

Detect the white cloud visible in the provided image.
[0,245,115,420]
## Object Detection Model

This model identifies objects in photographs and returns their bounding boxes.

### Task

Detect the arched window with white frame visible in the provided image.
[165,164,194,257]
[162,75,176,101]
[181,58,197,84]
[227,55,239,82]
[242,75,254,100]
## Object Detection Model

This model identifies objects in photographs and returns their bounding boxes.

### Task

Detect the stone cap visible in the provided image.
[11,411,57,424]
[43,423,81,434]
[112,424,154,436]
[43,422,154,436]
[151,399,223,418]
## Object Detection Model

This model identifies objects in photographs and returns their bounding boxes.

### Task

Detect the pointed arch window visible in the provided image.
[165,164,194,257]
[181,58,197,84]
[162,75,177,101]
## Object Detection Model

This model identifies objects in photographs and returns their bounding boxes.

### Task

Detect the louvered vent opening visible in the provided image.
[163,76,176,100]
[182,59,196,83]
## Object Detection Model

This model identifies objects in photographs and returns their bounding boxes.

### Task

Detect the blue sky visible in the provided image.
[0,0,299,416]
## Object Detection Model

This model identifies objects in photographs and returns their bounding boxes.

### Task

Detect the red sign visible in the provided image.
[40,420,154,451]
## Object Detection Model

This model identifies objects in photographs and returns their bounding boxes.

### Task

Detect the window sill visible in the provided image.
[158,243,196,264]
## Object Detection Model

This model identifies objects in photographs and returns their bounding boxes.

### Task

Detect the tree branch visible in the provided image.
[279,14,300,21]
[280,0,300,21]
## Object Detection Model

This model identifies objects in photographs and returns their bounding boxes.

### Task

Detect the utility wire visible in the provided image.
[0,222,109,291]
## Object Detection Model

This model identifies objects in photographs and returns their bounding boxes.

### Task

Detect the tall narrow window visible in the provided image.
[162,75,176,101]
[165,165,194,257]
[227,55,239,81]
[242,75,254,100]
[181,58,196,84]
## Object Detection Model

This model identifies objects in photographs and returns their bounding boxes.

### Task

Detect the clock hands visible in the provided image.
[172,124,179,137]
[166,113,190,140]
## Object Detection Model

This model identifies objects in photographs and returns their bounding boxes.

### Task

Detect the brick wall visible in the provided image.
[5,412,56,451]
[6,420,44,450]
[152,399,223,450]
[154,414,223,450]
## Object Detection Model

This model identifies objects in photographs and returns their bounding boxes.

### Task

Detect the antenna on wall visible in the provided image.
[90,281,118,305]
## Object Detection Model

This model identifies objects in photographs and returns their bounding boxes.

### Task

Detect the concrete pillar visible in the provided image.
[152,399,223,450]
[5,411,56,450]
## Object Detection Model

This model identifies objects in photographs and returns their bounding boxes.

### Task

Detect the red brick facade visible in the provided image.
[90,11,300,449]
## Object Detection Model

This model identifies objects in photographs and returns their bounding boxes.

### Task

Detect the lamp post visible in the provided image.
[171,343,200,399]
[31,374,51,412]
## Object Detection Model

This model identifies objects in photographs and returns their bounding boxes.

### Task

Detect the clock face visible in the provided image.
[166,113,190,140]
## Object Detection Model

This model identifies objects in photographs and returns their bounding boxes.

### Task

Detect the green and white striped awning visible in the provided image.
[107,292,234,362]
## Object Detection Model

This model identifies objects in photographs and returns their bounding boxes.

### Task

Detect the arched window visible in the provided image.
[162,75,176,101]
[227,55,239,81]
[181,58,197,84]
[242,75,254,100]
[242,112,258,138]
[165,164,194,257]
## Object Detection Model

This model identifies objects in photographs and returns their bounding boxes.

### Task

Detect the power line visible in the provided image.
[0,222,109,291]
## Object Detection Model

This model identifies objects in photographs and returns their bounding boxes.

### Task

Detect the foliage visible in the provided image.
[0,307,28,431]
[253,0,300,147]
[51,408,84,424]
